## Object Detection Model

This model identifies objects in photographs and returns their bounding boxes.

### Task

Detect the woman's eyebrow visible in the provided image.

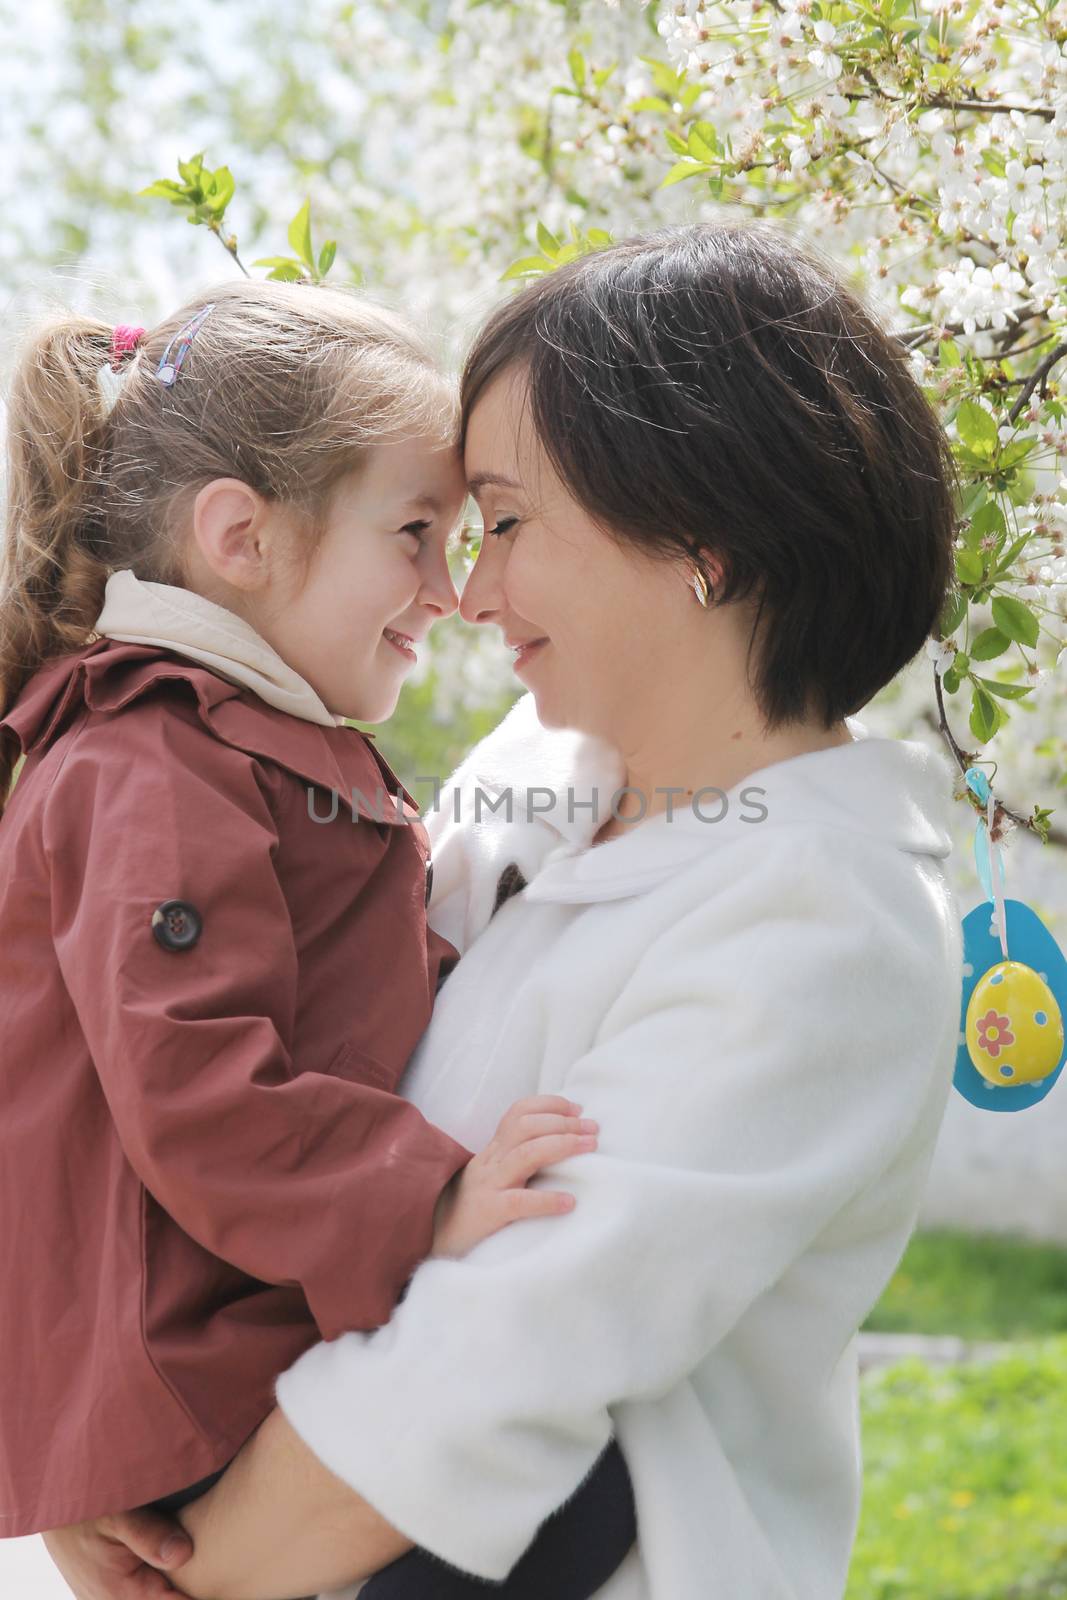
[466,472,521,496]
[401,494,444,514]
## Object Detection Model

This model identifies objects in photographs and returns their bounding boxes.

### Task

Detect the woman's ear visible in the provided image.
[191,478,278,593]
[677,547,726,601]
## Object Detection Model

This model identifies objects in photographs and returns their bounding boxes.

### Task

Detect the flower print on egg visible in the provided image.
[974,1009,1014,1060]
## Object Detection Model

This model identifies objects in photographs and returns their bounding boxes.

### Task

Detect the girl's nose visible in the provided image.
[421,548,460,621]
[458,541,505,627]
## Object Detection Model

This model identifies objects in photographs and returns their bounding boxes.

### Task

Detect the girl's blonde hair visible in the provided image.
[0,278,457,815]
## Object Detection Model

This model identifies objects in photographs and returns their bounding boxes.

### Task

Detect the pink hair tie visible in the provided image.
[110,324,146,369]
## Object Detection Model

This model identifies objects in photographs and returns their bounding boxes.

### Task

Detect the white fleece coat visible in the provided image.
[276,692,964,1600]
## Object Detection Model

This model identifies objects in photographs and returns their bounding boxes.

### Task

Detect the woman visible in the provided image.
[43,220,962,1600]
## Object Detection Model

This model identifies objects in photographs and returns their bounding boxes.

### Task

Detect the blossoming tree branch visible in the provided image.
[139,0,1065,847]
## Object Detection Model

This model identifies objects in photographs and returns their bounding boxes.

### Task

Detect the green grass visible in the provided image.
[851,1234,1067,1597]
[850,1337,1067,1599]
[864,1229,1067,1341]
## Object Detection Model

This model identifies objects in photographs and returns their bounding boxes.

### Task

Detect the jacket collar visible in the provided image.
[95,569,348,729]
[0,641,420,828]
[467,693,956,906]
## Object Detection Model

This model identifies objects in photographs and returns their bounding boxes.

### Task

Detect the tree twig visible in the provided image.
[206,217,251,277]
[843,89,1054,121]
[1007,340,1067,424]
[927,673,1067,847]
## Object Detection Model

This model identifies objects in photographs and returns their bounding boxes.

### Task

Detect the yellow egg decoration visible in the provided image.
[965,960,1064,1086]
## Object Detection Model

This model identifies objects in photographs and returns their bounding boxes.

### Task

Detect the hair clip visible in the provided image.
[156,303,216,388]
[97,324,146,417]
[109,324,146,369]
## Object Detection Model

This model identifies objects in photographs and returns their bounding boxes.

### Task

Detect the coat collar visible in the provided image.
[95,568,349,729]
[466,694,957,907]
[1,641,420,827]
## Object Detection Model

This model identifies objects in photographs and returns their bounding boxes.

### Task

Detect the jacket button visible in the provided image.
[151,900,203,952]
[424,859,434,907]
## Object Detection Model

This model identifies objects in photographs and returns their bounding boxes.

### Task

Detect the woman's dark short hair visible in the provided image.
[460,221,957,731]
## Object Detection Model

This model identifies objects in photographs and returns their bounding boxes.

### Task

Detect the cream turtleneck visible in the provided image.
[94,569,348,729]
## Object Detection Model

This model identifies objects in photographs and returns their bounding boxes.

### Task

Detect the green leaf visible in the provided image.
[317,239,337,276]
[989,531,1034,581]
[640,55,684,96]
[568,48,586,90]
[593,64,617,89]
[969,684,1003,742]
[139,179,187,201]
[177,152,205,187]
[665,130,688,156]
[942,665,962,694]
[500,256,553,281]
[974,675,1033,700]
[1006,467,1036,506]
[660,159,709,188]
[955,399,999,457]
[630,96,672,114]
[586,228,614,248]
[991,594,1040,648]
[939,589,967,636]
[999,436,1036,468]
[970,627,1012,661]
[252,255,306,271]
[982,148,1007,178]
[204,165,235,216]
[691,120,719,152]
[536,221,561,257]
[967,501,1007,546]
[957,479,988,520]
[938,338,961,369]
[954,548,984,586]
[288,201,315,269]
[262,261,305,282]
[1031,804,1055,843]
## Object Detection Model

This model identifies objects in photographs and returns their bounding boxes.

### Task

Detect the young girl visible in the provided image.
[0,281,630,1597]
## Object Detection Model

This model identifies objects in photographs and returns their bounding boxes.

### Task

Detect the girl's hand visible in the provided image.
[42,1510,193,1599]
[431,1094,597,1260]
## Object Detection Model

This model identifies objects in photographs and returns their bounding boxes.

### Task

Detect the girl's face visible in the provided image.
[459,368,711,744]
[260,434,466,723]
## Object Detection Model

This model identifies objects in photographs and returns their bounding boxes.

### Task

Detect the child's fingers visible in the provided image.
[505,1112,599,1146]
[499,1186,577,1223]
[97,1510,191,1569]
[501,1130,598,1186]
[132,1568,179,1597]
[497,1095,583,1130]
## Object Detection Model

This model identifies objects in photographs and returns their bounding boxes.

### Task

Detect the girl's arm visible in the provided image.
[44,708,473,1339]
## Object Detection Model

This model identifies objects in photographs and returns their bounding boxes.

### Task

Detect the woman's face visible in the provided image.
[460,367,715,742]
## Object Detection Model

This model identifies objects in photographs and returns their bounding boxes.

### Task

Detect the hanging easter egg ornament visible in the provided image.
[954,767,1067,1112]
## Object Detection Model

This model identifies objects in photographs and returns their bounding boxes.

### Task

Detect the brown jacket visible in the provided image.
[0,640,470,1536]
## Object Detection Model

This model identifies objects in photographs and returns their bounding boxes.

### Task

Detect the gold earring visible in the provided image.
[689,567,712,608]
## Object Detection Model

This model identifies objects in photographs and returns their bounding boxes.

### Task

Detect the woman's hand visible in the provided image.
[431,1094,597,1259]
[42,1509,193,1599]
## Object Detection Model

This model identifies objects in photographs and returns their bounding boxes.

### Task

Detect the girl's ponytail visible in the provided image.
[1,314,118,814]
